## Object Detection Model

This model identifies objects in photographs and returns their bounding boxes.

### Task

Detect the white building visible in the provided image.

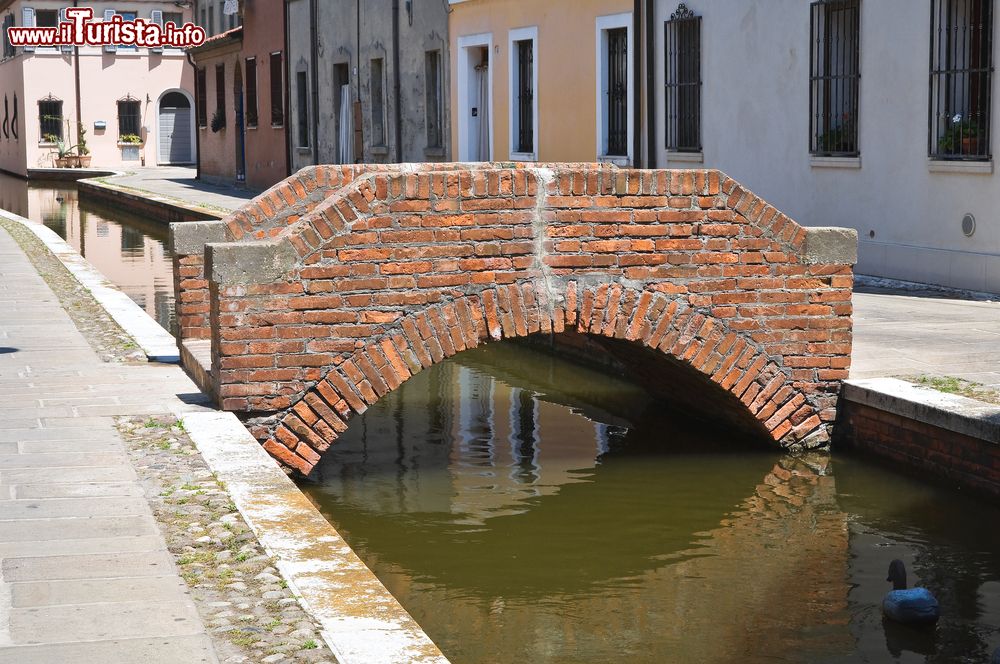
[649,0,999,293]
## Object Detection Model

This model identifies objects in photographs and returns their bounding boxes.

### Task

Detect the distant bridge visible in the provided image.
[171,163,856,474]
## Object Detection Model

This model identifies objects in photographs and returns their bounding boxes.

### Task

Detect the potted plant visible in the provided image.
[938,114,980,156]
[76,122,91,168]
[119,133,143,145]
[210,110,225,133]
[49,138,76,167]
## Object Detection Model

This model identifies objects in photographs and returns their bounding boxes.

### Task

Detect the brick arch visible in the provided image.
[179,163,856,475]
[260,280,819,475]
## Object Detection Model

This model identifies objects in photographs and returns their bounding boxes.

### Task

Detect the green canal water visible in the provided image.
[299,342,1000,663]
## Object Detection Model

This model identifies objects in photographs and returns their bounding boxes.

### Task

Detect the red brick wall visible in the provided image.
[836,402,1000,499]
[196,164,854,474]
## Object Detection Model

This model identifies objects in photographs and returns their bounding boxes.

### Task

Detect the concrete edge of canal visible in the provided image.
[76,176,226,224]
[2,203,451,662]
[0,208,181,362]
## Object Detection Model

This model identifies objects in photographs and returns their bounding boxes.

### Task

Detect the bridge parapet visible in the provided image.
[172,164,857,474]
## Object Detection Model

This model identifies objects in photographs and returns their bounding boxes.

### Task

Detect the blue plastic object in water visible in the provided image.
[882,587,940,625]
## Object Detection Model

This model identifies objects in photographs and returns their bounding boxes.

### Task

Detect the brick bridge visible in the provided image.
[170,163,857,475]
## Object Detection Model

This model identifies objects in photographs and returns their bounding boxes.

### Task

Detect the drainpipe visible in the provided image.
[283,0,291,176]
[185,50,202,179]
[633,0,642,167]
[72,0,81,153]
[645,0,655,168]
[391,0,402,163]
[309,0,319,165]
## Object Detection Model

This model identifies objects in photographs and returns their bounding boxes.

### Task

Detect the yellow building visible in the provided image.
[448,0,639,165]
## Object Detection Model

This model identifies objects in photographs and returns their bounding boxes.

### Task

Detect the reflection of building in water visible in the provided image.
[0,177,174,329]
[315,357,612,523]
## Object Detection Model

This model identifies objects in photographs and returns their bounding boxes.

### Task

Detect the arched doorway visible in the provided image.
[157,90,194,164]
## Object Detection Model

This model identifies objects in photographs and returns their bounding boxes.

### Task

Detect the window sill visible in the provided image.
[424,146,445,158]
[598,154,631,167]
[666,151,703,164]
[810,156,861,169]
[509,151,537,162]
[371,146,389,156]
[271,124,284,129]
[38,142,57,147]
[117,143,143,147]
[246,125,258,131]
[927,159,993,175]
[296,147,311,154]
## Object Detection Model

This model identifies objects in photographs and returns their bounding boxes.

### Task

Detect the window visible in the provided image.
[333,62,349,157]
[296,70,309,148]
[208,5,214,35]
[117,96,141,140]
[245,57,258,127]
[35,9,57,27]
[370,58,386,147]
[270,52,283,126]
[215,63,225,120]
[38,97,62,142]
[665,4,702,153]
[509,27,537,158]
[200,7,206,30]
[3,15,14,59]
[118,11,137,52]
[196,67,207,128]
[425,50,443,148]
[605,28,628,156]
[809,0,860,157]
[930,0,994,160]
[163,11,182,27]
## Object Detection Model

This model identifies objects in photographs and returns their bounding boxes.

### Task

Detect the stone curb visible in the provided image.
[77,177,226,223]
[842,377,1000,443]
[174,411,449,664]
[0,209,180,363]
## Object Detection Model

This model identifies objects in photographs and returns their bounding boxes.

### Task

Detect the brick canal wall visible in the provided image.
[171,164,858,474]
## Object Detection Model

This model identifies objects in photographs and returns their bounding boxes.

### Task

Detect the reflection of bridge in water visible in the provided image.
[305,343,857,663]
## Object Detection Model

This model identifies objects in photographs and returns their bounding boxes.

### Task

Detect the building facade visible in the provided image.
[189,0,287,190]
[285,0,451,172]
[0,0,194,176]
[651,0,1000,293]
[448,0,639,165]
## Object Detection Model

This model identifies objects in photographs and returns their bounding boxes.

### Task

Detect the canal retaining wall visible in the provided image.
[836,378,1000,499]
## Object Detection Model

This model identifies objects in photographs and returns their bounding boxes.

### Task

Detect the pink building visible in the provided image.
[0,1,194,176]
[188,0,288,190]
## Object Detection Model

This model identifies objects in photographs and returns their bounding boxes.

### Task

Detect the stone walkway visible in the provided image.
[109,167,255,213]
[0,226,218,663]
[852,287,1000,390]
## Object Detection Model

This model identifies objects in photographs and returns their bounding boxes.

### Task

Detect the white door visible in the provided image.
[158,92,193,164]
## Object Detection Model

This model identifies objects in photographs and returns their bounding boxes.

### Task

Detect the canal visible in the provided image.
[0,173,176,332]
[300,341,1000,663]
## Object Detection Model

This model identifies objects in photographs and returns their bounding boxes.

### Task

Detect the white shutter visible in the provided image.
[103,9,116,52]
[58,8,72,53]
[150,10,163,53]
[21,7,34,53]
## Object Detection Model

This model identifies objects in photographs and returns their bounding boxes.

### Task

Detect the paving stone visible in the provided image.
[12,481,143,499]
[3,550,178,582]
[11,576,194,608]
[0,515,160,543]
[0,635,217,664]
[0,496,149,520]
[9,600,205,643]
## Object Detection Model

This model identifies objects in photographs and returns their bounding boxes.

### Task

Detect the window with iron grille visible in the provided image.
[810,0,860,157]
[296,70,309,148]
[196,67,207,127]
[929,0,994,160]
[606,27,628,156]
[3,15,14,59]
[512,38,534,155]
[117,97,141,140]
[38,97,62,142]
[425,50,443,149]
[665,4,702,152]
[370,58,386,147]
[245,57,258,127]
[270,52,283,126]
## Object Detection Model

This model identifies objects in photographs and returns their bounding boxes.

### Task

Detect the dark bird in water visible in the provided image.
[882,559,939,626]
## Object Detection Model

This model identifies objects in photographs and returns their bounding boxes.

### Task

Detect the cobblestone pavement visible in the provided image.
[0,222,334,662]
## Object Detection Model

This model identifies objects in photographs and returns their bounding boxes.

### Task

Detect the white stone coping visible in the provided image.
[810,156,861,169]
[0,208,180,363]
[842,377,1000,443]
[176,411,449,664]
[926,158,994,175]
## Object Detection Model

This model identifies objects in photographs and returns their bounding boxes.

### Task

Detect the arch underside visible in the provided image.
[261,280,829,475]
